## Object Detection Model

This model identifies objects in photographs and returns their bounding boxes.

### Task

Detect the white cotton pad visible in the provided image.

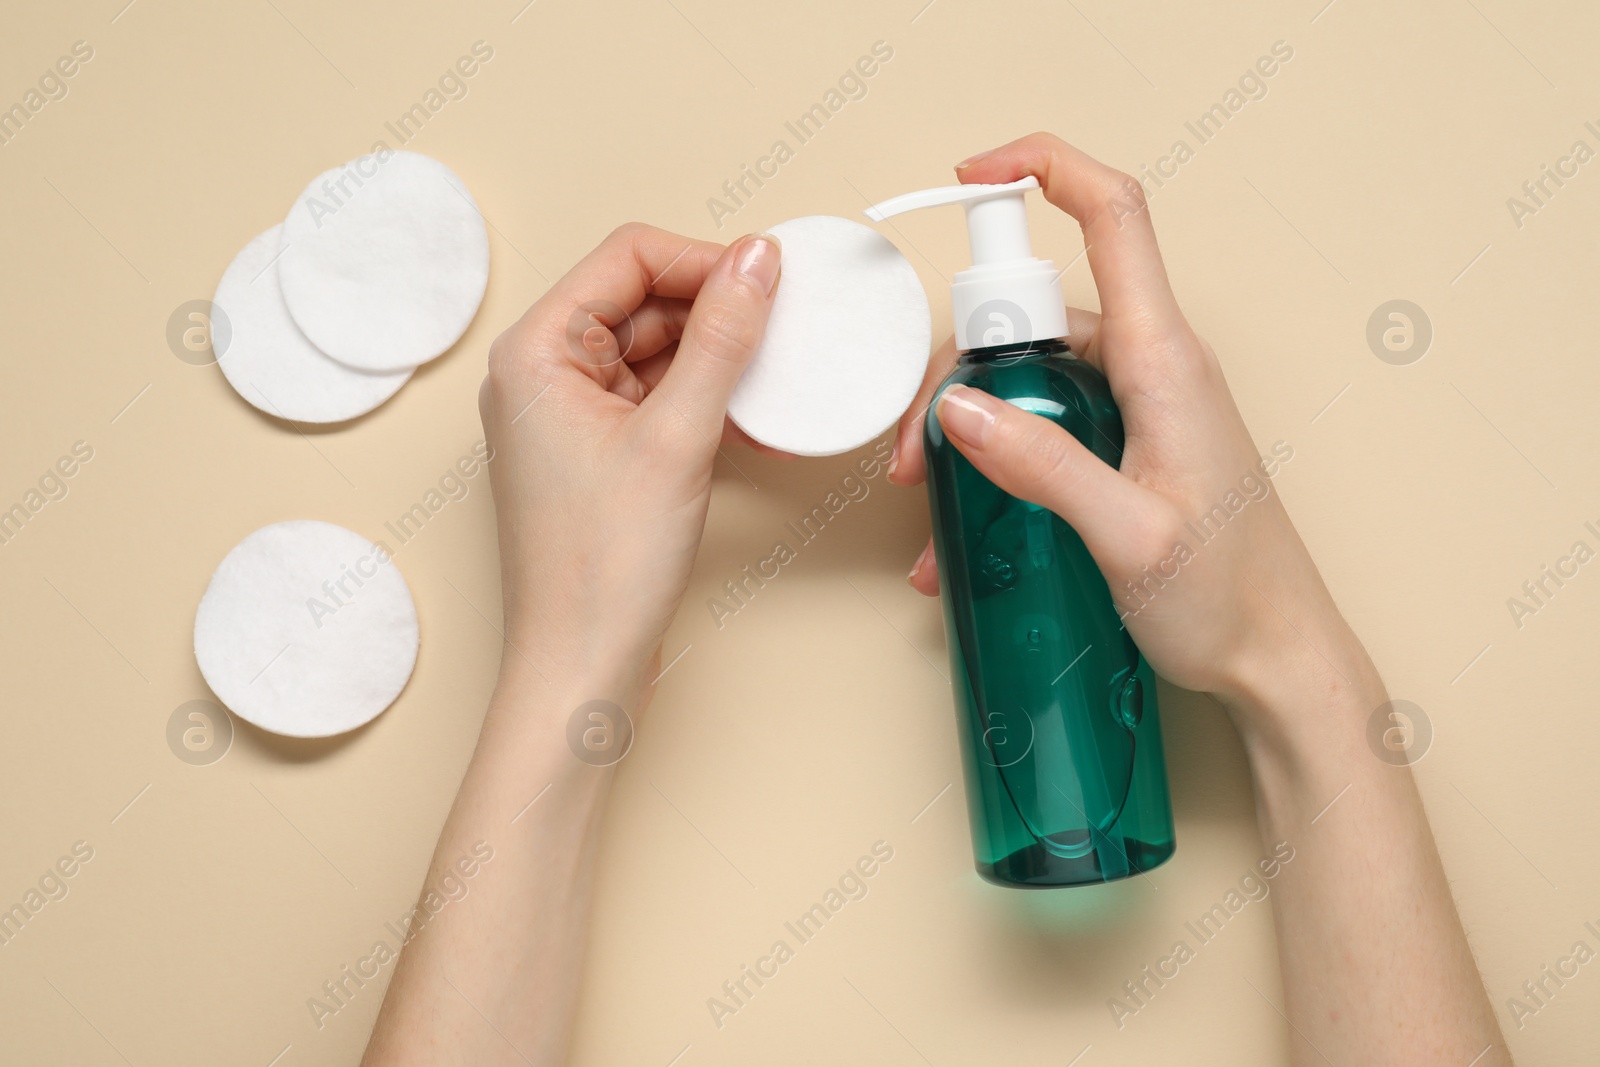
[213,225,412,422]
[727,215,931,457]
[278,151,490,372]
[194,520,419,738]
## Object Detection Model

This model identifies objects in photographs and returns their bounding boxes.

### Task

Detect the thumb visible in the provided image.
[647,233,781,440]
[934,384,1153,557]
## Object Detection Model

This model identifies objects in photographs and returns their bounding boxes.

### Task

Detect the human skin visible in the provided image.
[362,137,1510,1066]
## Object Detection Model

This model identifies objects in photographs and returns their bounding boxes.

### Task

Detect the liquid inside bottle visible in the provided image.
[925,338,1176,888]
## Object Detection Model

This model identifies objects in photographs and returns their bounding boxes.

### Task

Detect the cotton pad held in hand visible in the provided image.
[728,216,930,457]
[213,225,411,422]
[278,151,490,372]
[194,521,419,737]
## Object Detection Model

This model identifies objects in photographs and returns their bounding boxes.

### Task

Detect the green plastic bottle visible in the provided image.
[866,178,1175,888]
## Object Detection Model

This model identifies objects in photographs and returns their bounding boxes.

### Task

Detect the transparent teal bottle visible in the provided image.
[866,178,1175,888]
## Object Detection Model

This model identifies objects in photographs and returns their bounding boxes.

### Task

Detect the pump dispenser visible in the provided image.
[866,177,1067,351]
[866,178,1176,888]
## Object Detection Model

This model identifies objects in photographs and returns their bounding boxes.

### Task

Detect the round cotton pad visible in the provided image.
[213,225,412,422]
[194,520,419,738]
[727,216,931,457]
[278,151,490,372]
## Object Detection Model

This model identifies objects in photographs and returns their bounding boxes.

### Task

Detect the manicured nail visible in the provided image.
[736,233,782,296]
[908,540,933,582]
[936,385,1000,446]
[886,442,899,477]
[955,148,994,170]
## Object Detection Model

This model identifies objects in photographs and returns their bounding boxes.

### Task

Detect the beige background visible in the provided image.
[2,0,1597,1063]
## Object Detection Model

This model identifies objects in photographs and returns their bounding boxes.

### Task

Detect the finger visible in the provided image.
[567,297,694,397]
[627,347,674,396]
[647,233,781,440]
[551,223,724,309]
[888,306,1102,488]
[494,226,725,402]
[934,384,1156,556]
[906,537,940,597]
[574,296,694,366]
[956,133,1183,340]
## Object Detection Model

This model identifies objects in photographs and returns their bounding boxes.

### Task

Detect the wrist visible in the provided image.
[501,588,665,699]
[1214,583,1388,780]
[480,649,647,777]
[493,618,653,711]
[1218,619,1408,844]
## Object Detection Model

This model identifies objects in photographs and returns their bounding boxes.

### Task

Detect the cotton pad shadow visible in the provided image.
[727,215,931,457]
[194,521,419,738]
[213,225,412,423]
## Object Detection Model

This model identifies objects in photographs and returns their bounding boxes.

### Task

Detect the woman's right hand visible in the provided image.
[890,133,1357,720]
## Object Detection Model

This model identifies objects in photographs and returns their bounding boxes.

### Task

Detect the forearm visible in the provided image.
[1220,584,1508,1066]
[363,657,622,1067]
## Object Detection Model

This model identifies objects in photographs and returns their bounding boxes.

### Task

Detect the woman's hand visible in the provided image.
[888,135,1507,1067]
[478,224,781,700]
[367,227,782,1067]
[891,133,1338,719]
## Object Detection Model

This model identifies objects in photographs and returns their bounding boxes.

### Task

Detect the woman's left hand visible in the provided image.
[478,224,782,701]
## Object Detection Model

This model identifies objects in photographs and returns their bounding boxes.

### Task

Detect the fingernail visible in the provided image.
[908,540,933,582]
[937,385,1000,446]
[886,442,899,477]
[736,233,782,296]
[955,148,994,170]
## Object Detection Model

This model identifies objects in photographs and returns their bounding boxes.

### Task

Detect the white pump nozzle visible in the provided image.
[864,176,1066,352]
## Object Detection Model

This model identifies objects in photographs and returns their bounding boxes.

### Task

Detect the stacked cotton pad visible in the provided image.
[728,215,931,457]
[211,151,490,422]
[195,521,419,737]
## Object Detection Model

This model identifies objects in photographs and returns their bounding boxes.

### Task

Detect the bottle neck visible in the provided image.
[958,336,1072,366]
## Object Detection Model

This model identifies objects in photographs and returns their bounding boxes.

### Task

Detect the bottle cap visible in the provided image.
[864,176,1067,352]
